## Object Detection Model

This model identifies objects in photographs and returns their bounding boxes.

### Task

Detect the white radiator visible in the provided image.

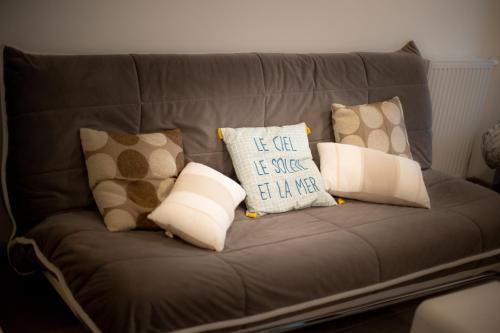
[428,59,497,177]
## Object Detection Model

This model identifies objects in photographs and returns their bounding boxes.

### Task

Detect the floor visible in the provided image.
[0,248,418,333]
[0,248,87,333]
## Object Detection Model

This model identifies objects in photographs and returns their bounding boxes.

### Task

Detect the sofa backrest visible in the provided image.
[2,42,432,233]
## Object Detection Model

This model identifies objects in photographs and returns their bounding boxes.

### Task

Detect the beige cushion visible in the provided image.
[318,142,430,208]
[80,128,184,231]
[148,162,246,251]
[332,96,413,159]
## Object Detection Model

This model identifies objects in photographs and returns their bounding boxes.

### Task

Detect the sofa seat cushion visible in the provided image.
[10,169,500,333]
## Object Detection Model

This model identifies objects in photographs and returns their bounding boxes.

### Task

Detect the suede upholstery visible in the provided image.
[4,45,432,232]
[4,44,500,333]
[10,169,500,332]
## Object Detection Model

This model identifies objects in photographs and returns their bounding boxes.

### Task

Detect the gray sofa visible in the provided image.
[3,42,500,333]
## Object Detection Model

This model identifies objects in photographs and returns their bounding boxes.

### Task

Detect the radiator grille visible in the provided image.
[428,60,497,177]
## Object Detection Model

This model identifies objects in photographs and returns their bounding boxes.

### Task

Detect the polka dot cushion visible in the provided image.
[80,128,184,231]
[331,96,413,159]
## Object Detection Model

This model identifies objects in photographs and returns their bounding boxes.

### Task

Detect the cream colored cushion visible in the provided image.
[318,142,430,208]
[220,123,336,216]
[148,162,246,251]
[80,128,184,231]
[332,96,413,159]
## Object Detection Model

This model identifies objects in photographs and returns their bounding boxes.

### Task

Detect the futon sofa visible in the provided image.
[3,42,500,333]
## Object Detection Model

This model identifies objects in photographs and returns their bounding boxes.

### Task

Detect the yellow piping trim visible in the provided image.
[337,198,345,205]
[245,212,257,218]
[306,126,311,135]
[217,128,224,140]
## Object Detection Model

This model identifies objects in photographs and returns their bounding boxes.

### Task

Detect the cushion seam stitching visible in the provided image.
[131,55,143,132]
[443,208,484,252]
[356,53,370,97]
[213,255,248,317]
[301,210,382,282]
[8,82,427,117]
[256,53,267,127]
[341,229,382,282]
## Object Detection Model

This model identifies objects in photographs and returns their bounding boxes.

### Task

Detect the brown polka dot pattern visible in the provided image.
[117,149,149,178]
[331,96,413,159]
[168,128,183,147]
[109,132,139,146]
[127,180,160,208]
[80,128,184,232]
[176,153,184,172]
[136,212,158,229]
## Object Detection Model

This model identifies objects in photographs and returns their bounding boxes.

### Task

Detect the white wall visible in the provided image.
[467,0,500,182]
[0,0,496,57]
[0,0,498,240]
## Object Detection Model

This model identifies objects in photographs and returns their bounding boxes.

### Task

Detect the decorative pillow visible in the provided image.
[220,123,336,216]
[318,142,430,208]
[148,162,246,251]
[332,96,413,159]
[80,128,184,231]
